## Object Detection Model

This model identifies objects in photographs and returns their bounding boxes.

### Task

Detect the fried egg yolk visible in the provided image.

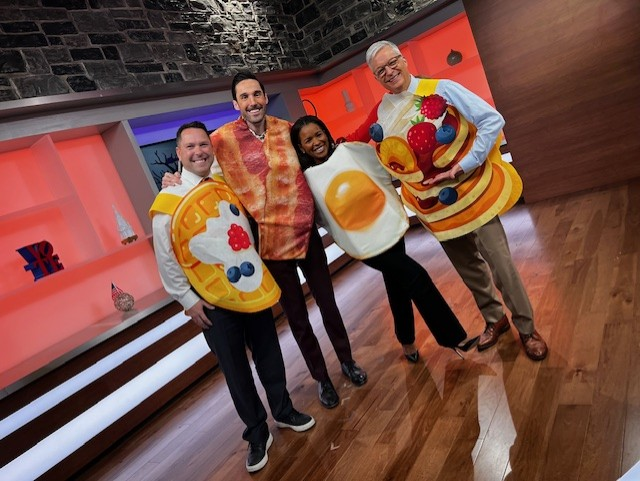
[325,170,386,231]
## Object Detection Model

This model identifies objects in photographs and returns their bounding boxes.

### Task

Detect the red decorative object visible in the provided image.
[227,223,251,251]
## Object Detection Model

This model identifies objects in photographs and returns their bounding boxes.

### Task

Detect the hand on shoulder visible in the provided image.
[162,171,182,188]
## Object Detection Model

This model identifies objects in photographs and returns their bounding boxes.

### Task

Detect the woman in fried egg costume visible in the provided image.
[291,115,478,361]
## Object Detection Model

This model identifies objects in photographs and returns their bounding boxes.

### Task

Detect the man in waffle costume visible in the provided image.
[149,121,314,473]
[344,40,547,361]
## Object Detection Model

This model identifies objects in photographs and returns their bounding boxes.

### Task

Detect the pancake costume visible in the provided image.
[347,77,535,334]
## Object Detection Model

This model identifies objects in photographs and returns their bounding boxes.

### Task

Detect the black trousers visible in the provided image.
[362,238,466,347]
[265,226,353,383]
[201,306,293,444]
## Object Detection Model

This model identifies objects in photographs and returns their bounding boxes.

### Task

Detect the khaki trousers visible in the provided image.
[440,216,534,334]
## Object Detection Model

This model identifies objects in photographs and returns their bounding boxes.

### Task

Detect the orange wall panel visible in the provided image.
[55,135,146,252]
[0,133,164,389]
[413,15,480,76]
[1,242,161,381]
[2,148,57,216]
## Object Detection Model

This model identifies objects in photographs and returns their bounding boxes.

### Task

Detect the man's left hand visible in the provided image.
[424,164,463,185]
[185,300,215,329]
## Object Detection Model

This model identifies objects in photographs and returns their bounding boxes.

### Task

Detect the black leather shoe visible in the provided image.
[318,380,339,409]
[402,344,419,363]
[341,361,367,386]
[275,409,316,432]
[246,432,273,473]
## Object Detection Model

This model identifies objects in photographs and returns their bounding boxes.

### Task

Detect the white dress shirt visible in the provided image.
[152,169,207,310]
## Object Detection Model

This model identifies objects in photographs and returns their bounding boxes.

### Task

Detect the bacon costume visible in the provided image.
[211,116,315,260]
[212,114,359,386]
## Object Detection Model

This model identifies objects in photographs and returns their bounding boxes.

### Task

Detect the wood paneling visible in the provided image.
[464,0,640,203]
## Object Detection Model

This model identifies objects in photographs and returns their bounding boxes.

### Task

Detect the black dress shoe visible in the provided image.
[404,350,419,363]
[246,432,273,473]
[341,361,367,386]
[318,380,339,409]
[275,409,316,432]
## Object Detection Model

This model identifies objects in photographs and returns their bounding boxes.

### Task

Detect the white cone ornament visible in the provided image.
[113,205,138,245]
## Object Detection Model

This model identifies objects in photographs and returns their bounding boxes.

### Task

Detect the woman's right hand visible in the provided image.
[162,171,182,188]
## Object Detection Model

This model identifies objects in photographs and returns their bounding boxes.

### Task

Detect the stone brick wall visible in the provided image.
[0,0,438,102]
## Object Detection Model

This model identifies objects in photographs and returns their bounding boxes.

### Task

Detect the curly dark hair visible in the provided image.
[290,115,336,171]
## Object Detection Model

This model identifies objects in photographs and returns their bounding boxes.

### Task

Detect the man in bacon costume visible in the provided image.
[344,40,547,361]
[211,72,367,410]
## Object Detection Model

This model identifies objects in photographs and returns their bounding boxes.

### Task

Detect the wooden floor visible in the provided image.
[74,179,640,481]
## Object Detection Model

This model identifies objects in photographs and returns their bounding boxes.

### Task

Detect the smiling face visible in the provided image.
[176,127,214,177]
[298,122,331,163]
[370,45,411,94]
[232,78,268,131]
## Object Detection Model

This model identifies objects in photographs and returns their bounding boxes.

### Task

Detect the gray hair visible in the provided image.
[365,40,402,70]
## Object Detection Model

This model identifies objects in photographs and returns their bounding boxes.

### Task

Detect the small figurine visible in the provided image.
[113,205,138,245]
[111,282,135,311]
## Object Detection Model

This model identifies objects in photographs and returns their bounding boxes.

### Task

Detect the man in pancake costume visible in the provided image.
[149,121,314,474]
[344,40,547,361]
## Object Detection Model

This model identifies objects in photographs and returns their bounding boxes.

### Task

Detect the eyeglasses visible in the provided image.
[373,55,403,79]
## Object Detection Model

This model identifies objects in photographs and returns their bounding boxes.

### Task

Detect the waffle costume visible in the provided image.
[371,78,522,241]
[149,177,280,313]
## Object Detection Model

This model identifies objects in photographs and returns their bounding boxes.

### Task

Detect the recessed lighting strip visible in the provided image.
[0,311,190,440]
[0,335,210,481]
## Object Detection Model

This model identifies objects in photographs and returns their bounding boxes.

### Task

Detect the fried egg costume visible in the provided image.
[375,78,522,241]
[304,142,409,260]
[149,177,280,313]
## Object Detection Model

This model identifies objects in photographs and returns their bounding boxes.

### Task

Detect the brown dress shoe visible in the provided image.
[477,315,510,351]
[519,331,548,361]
